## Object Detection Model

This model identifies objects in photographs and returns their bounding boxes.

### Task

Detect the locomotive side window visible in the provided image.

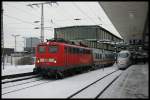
[38,46,46,53]
[49,45,58,53]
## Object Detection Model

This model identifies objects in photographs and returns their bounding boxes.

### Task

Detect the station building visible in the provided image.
[54,25,123,52]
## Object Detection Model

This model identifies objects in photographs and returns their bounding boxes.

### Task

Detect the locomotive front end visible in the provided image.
[34,42,65,76]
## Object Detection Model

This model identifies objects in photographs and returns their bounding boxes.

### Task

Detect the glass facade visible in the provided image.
[54,25,122,51]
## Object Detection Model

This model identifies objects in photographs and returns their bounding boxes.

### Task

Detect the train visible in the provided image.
[116,50,132,70]
[33,39,115,78]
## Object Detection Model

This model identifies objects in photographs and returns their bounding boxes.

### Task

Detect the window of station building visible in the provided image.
[105,32,107,39]
[101,30,103,39]
[100,30,102,39]
[104,31,106,39]
[106,33,109,40]
[103,31,105,39]
[107,33,110,40]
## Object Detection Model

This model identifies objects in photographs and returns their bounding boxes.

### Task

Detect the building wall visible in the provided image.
[26,37,40,48]
[25,37,40,54]
[54,25,123,51]
[2,48,14,56]
[55,26,97,40]
[55,25,122,41]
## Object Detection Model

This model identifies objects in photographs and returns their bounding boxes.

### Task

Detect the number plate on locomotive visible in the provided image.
[49,58,54,62]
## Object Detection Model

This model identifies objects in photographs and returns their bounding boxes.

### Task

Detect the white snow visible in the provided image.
[1,63,35,76]
[72,70,122,98]
[2,76,42,89]
[2,66,118,98]
[99,63,149,98]
[2,63,148,98]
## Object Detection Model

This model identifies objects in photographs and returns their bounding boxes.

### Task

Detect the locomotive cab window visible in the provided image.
[38,46,46,53]
[49,45,58,53]
[118,53,129,58]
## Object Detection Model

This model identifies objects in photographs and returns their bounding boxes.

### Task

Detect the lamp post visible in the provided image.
[11,34,20,67]
[22,37,26,51]
[2,6,4,69]
[27,2,58,43]
[11,34,20,52]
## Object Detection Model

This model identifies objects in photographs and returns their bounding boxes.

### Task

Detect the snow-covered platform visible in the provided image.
[100,63,149,98]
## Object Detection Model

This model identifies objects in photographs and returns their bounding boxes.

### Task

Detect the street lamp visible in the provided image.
[22,37,26,51]
[11,34,20,52]
[27,2,58,43]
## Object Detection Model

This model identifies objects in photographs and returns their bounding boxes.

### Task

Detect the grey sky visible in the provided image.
[3,1,122,51]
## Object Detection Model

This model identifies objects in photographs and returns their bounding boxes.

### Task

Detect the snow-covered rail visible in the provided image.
[2,76,42,89]
[2,77,54,95]
[2,72,35,80]
[2,75,40,84]
[67,70,122,98]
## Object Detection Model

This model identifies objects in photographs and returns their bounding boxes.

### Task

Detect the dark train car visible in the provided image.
[92,48,115,69]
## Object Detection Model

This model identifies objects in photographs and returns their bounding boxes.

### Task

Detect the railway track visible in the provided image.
[2,76,54,95]
[2,76,42,89]
[67,70,122,98]
[2,68,122,98]
[2,74,40,84]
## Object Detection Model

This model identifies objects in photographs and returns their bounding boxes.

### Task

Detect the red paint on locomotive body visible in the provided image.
[35,41,93,74]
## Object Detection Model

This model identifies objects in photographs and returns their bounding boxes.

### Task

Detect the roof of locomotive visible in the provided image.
[37,38,91,50]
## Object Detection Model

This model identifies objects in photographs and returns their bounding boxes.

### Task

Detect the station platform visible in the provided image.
[100,63,149,98]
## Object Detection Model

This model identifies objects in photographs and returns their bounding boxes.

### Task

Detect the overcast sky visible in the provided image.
[3,1,122,51]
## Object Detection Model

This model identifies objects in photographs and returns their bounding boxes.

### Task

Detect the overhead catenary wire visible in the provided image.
[87,3,103,25]
[3,4,41,19]
[72,2,99,25]
[45,2,76,28]
[4,14,35,25]
[3,4,55,25]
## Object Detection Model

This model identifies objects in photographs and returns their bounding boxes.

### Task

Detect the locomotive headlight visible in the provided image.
[37,59,40,63]
[54,60,57,63]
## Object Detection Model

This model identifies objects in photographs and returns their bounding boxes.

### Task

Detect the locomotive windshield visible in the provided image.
[38,46,46,53]
[118,53,129,58]
[49,45,58,53]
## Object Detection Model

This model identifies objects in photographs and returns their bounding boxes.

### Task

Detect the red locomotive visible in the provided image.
[34,38,115,78]
[34,39,93,78]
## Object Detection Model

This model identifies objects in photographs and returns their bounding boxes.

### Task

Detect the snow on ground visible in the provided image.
[99,63,149,98]
[1,63,35,76]
[2,66,118,98]
[2,63,148,98]
[72,70,122,98]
